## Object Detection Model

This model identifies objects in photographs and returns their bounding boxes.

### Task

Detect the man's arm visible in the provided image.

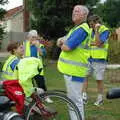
[91,24,110,47]
[91,30,110,47]
[59,28,87,51]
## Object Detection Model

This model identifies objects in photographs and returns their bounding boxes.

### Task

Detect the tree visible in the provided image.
[94,0,120,28]
[0,0,8,48]
[28,0,100,39]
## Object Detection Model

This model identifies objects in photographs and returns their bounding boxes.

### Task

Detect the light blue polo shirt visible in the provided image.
[30,45,38,57]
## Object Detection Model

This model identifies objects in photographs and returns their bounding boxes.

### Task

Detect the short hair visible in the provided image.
[75,5,89,20]
[27,30,38,38]
[88,14,102,24]
[7,41,23,54]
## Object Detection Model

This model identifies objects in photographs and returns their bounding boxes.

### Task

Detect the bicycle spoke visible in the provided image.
[25,92,82,120]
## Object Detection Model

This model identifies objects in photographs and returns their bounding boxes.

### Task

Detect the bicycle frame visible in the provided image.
[31,91,57,119]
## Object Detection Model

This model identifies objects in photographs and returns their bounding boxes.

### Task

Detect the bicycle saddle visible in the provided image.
[106,88,120,99]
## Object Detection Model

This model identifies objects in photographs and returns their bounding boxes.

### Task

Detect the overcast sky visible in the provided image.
[1,0,106,10]
[0,0,23,10]
[101,0,106,3]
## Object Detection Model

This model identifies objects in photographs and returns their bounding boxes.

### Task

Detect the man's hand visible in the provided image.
[57,36,67,47]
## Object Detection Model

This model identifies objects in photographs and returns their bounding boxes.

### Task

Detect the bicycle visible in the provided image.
[0,83,82,120]
[25,88,82,120]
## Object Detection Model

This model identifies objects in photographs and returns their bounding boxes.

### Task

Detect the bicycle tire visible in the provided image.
[25,91,82,120]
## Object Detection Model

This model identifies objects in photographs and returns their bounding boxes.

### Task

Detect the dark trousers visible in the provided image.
[34,75,47,91]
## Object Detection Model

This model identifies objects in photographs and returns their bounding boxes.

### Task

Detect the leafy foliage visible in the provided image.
[94,0,120,27]
[0,0,7,19]
[28,0,100,39]
[0,0,7,48]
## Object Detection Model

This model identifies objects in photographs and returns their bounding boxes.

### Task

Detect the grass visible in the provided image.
[0,58,120,120]
[45,61,120,120]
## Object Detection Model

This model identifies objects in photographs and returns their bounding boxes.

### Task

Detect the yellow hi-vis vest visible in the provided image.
[23,40,44,75]
[57,23,91,77]
[2,55,18,80]
[18,57,43,97]
[90,25,109,59]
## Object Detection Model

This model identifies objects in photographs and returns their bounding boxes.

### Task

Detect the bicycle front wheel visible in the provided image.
[25,91,82,120]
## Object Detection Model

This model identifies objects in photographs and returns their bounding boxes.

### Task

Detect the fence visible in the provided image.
[104,33,120,83]
[1,31,27,51]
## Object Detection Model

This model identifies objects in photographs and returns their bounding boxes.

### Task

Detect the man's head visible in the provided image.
[72,5,89,25]
[88,15,102,28]
[27,30,38,45]
[28,30,38,38]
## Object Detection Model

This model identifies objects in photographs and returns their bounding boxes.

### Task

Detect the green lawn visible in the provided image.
[45,61,120,120]
[1,58,120,120]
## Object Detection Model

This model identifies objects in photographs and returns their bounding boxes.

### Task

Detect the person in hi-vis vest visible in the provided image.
[1,41,25,115]
[82,15,110,106]
[57,5,90,120]
[2,41,24,81]
[23,30,53,103]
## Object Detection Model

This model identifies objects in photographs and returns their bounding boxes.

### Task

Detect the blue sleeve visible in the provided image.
[10,59,20,71]
[100,30,110,43]
[65,28,88,49]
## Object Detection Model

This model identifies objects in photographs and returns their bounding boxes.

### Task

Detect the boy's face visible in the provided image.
[15,44,24,57]
[89,21,96,28]
[72,6,84,24]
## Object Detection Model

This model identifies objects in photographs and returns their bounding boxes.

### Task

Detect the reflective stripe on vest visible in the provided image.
[2,71,13,75]
[90,47,107,51]
[2,55,18,80]
[59,58,88,67]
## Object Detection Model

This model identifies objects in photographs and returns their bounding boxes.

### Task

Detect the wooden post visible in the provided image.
[23,0,29,32]
[116,28,120,41]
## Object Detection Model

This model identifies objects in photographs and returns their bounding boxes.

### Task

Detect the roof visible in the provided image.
[4,5,23,19]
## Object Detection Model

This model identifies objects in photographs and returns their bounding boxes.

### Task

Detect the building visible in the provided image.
[4,5,24,32]
[1,6,28,51]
